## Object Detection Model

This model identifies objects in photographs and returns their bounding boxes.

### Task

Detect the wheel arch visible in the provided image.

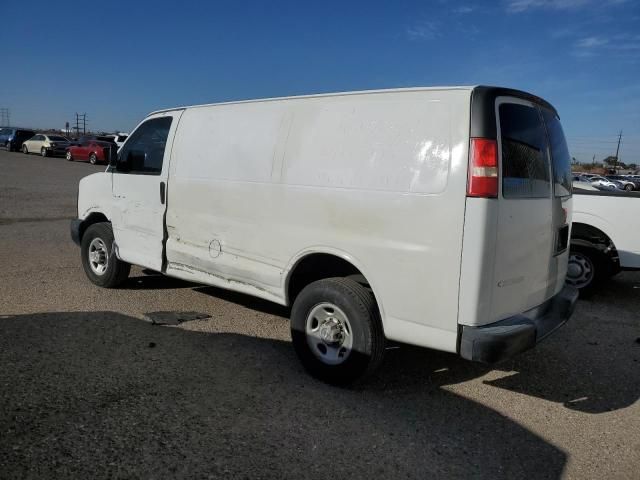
[571,222,616,250]
[78,212,110,243]
[571,222,620,273]
[284,248,386,329]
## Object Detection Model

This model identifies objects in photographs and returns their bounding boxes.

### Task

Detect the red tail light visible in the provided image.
[467,138,498,198]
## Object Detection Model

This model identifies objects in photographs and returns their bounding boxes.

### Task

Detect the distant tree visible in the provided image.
[628,163,637,170]
[603,156,618,166]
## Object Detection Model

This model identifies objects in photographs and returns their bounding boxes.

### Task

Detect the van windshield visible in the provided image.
[541,109,572,197]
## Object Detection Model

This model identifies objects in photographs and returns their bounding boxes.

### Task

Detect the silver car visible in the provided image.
[22,134,71,157]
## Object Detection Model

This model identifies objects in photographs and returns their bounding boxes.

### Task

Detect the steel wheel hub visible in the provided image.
[567,252,594,288]
[306,303,353,365]
[88,238,109,275]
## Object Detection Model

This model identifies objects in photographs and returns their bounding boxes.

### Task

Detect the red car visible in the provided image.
[66,136,117,164]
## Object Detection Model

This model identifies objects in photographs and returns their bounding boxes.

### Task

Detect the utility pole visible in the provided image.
[0,108,9,127]
[614,130,622,171]
[75,113,87,137]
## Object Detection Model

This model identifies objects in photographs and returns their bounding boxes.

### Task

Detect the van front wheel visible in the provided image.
[290,277,385,385]
[81,222,131,288]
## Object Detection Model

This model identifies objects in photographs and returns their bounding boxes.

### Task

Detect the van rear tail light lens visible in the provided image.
[467,138,498,198]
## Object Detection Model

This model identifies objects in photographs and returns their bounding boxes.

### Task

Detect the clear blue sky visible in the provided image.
[2,0,639,163]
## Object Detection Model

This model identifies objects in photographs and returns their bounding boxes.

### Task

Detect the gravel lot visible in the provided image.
[0,148,638,479]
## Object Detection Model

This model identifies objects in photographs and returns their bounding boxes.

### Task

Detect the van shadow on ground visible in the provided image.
[125,270,640,415]
[1,311,567,479]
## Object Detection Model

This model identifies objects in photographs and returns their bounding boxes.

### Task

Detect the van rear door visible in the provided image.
[489,98,570,321]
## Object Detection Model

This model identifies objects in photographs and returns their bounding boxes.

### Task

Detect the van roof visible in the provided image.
[149,85,557,119]
[148,86,478,116]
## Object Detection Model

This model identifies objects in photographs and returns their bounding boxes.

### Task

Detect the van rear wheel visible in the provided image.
[81,222,130,288]
[290,277,385,385]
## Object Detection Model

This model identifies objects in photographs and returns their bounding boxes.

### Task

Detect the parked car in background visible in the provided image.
[21,134,71,157]
[105,133,128,149]
[581,174,618,190]
[605,175,635,191]
[0,128,36,152]
[568,186,640,295]
[621,175,640,189]
[66,136,116,164]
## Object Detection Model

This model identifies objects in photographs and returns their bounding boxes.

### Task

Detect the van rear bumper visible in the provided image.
[459,285,578,364]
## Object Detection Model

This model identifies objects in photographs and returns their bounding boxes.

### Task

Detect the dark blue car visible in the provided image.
[0,127,36,152]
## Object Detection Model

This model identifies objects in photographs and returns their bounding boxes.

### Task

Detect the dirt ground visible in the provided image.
[1,149,638,479]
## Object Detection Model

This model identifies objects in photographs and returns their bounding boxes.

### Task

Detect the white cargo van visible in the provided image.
[71,86,578,384]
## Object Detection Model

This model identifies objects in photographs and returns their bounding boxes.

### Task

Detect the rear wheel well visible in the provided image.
[571,223,615,249]
[286,253,368,305]
[79,213,109,243]
[571,222,620,272]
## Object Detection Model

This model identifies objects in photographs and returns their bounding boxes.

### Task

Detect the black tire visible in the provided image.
[66,151,73,161]
[625,184,633,191]
[89,153,97,165]
[6,142,12,152]
[291,277,385,386]
[566,244,613,298]
[41,147,48,157]
[22,145,28,154]
[81,222,131,288]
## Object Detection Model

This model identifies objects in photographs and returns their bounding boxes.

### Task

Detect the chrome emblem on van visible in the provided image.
[497,276,524,287]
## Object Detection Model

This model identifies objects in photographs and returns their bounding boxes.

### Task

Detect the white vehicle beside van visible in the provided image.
[71,86,577,384]
[105,133,129,149]
[568,186,640,294]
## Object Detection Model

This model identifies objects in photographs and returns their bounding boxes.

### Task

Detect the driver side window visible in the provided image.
[117,117,172,175]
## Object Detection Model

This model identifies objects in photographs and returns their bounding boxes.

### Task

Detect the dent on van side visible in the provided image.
[71,86,578,385]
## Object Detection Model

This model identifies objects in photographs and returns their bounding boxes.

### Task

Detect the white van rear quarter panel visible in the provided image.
[166,89,472,352]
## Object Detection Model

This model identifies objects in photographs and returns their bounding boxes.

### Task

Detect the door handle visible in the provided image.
[160,181,166,204]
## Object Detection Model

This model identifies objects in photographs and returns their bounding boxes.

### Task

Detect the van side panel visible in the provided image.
[165,102,288,302]
[165,89,472,352]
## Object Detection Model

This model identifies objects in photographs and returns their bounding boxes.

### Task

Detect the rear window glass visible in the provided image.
[499,103,550,198]
[542,109,572,197]
[48,136,68,141]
